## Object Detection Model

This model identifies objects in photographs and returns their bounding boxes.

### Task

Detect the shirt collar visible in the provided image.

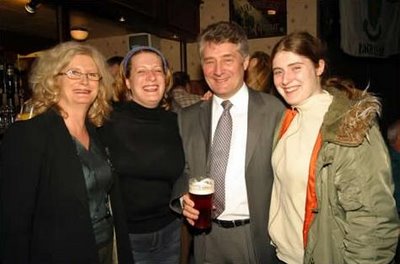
[212,83,249,112]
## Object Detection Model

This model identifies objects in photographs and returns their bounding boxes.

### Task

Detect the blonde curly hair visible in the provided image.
[29,41,113,127]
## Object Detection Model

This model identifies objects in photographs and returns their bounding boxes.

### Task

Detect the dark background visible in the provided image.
[319,0,400,132]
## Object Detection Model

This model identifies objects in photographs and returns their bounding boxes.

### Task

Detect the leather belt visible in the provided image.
[212,219,250,228]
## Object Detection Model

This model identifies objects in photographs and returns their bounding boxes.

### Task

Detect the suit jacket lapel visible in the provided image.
[246,90,265,168]
[199,100,212,157]
[48,111,90,210]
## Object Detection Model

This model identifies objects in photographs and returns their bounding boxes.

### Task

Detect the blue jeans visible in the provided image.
[129,218,181,264]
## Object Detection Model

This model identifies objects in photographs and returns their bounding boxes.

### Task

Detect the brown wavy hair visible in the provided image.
[270,31,328,80]
[271,31,373,101]
[245,51,272,93]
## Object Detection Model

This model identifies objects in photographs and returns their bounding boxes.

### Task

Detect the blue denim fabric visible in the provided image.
[129,218,181,264]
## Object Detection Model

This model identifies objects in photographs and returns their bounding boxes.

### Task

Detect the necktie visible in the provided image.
[209,100,233,217]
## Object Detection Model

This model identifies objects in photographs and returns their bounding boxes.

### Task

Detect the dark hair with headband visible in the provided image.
[113,46,173,109]
[121,46,169,78]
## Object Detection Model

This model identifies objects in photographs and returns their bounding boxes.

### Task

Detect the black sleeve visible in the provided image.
[109,172,134,264]
[0,120,46,263]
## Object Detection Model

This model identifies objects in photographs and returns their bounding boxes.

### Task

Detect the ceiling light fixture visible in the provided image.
[119,16,126,22]
[25,0,41,14]
[70,27,89,41]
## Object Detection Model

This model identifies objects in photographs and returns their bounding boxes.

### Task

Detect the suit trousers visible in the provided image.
[194,221,256,264]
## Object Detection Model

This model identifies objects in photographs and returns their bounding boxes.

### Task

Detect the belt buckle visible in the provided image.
[232,220,239,227]
[226,220,235,228]
[214,219,249,228]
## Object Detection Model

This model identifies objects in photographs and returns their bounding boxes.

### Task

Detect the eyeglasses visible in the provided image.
[58,69,102,81]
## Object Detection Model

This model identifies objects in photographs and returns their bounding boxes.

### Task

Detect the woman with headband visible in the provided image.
[100,46,185,263]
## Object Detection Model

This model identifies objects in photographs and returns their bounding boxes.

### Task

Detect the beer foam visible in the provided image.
[189,178,214,195]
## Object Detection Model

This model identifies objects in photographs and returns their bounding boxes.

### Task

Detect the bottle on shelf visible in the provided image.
[5,64,15,102]
[0,62,26,131]
[0,62,4,98]
[13,67,22,108]
[0,62,6,131]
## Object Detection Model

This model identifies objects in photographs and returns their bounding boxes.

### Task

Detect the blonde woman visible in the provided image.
[0,42,133,264]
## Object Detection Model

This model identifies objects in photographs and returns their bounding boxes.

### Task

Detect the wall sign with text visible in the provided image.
[230,0,287,38]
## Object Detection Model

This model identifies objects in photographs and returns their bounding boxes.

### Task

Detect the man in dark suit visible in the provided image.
[171,21,285,263]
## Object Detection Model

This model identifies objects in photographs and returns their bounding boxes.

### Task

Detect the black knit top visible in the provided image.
[100,101,185,234]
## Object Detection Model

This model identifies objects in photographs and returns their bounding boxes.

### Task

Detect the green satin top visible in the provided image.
[73,136,113,247]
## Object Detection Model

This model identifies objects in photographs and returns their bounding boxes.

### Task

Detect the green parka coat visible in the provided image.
[275,84,399,264]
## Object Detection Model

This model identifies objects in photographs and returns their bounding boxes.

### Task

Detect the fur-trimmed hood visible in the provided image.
[321,85,381,146]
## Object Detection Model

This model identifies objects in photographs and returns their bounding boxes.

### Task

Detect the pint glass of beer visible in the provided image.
[189,178,214,229]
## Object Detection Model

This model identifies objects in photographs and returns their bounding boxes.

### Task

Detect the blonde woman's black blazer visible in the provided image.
[0,110,133,264]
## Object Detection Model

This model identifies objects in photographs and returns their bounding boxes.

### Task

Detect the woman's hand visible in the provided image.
[201,91,213,101]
